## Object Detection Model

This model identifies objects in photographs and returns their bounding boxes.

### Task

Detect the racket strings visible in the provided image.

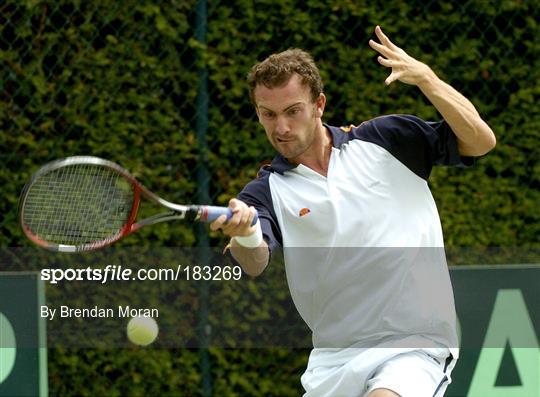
[22,164,134,245]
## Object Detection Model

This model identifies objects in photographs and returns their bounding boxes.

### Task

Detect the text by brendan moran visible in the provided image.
[40,305,159,321]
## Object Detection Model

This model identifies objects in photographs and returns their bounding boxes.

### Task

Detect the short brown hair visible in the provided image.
[247,48,323,104]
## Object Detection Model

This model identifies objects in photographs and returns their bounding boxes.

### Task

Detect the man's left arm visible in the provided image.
[369,25,496,156]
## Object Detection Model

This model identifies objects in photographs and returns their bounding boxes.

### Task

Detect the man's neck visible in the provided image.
[289,124,332,177]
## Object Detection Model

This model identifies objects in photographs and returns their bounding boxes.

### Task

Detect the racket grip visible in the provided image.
[203,206,259,226]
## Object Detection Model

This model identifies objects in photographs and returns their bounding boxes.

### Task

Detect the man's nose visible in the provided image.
[275,115,290,135]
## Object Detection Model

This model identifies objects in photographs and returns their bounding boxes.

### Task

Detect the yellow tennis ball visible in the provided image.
[127,316,158,346]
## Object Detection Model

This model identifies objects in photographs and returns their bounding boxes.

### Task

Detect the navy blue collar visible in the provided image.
[326,123,349,148]
[268,124,349,175]
[269,153,296,174]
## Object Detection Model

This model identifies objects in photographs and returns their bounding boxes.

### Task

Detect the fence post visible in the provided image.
[194,0,212,396]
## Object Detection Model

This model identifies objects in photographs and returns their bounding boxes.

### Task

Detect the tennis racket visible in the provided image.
[19,156,257,252]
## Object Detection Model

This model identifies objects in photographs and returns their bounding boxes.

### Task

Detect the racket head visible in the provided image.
[19,156,141,252]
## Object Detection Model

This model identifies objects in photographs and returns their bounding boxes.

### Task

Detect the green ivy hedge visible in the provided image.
[1,0,538,395]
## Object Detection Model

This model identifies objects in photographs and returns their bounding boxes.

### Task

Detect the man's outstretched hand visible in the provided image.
[369,25,435,87]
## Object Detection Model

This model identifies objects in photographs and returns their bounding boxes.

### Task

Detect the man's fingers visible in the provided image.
[371,25,425,86]
[378,56,394,67]
[247,206,257,231]
[385,71,403,85]
[210,214,228,231]
[249,206,257,222]
[213,198,257,237]
[240,207,251,226]
[369,39,393,58]
[228,198,240,211]
[375,25,398,51]
[229,208,244,227]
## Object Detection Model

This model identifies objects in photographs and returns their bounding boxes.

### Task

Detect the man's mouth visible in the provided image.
[276,137,293,143]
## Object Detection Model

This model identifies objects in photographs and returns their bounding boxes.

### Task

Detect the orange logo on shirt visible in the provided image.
[339,124,357,133]
[299,208,311,217]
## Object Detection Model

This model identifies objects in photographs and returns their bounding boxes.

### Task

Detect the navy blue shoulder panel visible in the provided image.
[328,114,474,180]
[237,167,282,251]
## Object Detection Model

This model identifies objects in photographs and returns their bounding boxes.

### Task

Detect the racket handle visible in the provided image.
[203,206,259,226]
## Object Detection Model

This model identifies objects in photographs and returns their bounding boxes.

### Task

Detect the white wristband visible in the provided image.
[233,220,263,248]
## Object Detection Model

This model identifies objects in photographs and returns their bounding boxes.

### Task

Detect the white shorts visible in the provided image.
[301,348,456,397]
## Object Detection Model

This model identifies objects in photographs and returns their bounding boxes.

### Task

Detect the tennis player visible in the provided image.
[212,26,495,397]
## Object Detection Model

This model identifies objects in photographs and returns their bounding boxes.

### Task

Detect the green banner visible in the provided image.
[448,266,539,397]
[0,273,47,397]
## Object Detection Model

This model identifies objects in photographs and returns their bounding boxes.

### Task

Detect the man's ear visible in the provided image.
[315,93,326,118]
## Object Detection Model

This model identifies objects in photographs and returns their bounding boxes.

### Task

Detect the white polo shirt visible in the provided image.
[238,114,473,358]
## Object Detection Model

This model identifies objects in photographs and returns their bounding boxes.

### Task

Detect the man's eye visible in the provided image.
[288,108,300,115]
[264,112,275,118]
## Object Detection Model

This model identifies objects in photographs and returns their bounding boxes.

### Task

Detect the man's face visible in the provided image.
[254,74,325,161]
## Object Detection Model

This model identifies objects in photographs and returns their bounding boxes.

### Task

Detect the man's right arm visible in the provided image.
[229,238,269,277]
[210,198,270,277]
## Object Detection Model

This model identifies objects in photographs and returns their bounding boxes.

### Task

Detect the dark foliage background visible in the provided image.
[1,0,538,395]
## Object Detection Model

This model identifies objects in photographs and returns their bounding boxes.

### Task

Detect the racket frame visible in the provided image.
[19,156,207,252]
